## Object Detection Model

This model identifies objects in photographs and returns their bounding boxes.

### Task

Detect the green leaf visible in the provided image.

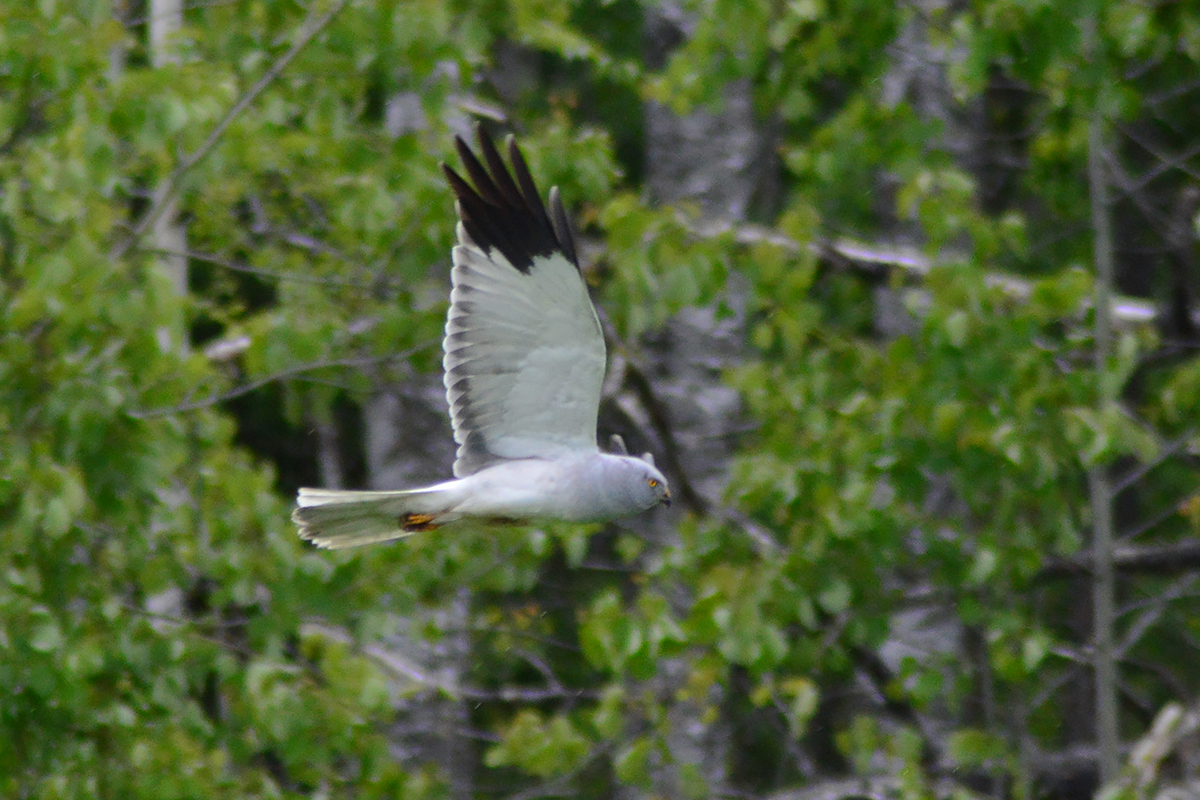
[485,710,592,778]
[947,729,1008,767]
[580,590,643,673]
[817,578,852,614]
[42,497,72,538]
[30,620,63,653]
[614,736,654,788]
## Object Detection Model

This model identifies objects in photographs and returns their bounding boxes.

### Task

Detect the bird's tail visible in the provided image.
[292,484,461,549]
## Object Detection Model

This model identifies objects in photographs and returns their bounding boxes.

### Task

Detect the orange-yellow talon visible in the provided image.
[401,513,439,532]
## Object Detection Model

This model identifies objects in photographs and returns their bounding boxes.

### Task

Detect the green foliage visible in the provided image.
[485,709,593,777]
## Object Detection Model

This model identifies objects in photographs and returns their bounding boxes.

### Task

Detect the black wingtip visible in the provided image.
[442,124,578,275]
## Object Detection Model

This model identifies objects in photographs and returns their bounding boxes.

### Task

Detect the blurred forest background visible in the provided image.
[4,0,1200,798]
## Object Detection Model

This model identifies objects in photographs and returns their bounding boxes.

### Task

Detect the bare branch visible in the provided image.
[1118,123,1200,184]
[126,341,438,419]
[684,218,1166,328]
[243,193,361,264]
[594,304,782,555]
[1119,493,1196,542]
[1114,428,1198,493]
[112,0,351,260]
[1116,134,1200,194]
[1039,540,1200,578]
[147,247,374,288]
[714,505,783,555]
[299,622,598,703]
[593,305,705,511]
[1115,574,1200,660]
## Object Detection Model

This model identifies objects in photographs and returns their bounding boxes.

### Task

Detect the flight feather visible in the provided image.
[440,129,606,477]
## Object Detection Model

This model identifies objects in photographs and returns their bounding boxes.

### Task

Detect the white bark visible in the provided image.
[150,0,188,351]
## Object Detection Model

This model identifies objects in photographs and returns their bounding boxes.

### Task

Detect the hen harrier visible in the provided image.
[292,127,671,548]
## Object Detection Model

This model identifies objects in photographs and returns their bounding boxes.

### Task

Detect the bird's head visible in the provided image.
[627,452,671,510]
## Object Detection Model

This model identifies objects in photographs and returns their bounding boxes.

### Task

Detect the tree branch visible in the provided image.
[685,217,1171,328]
[299,622,598,703]
[111,0,351,261]
[1114,427,1198,493]
[126,342,437,419]
[1039,540,1200,578]
[594,305,782,555]
[147,246,374,288]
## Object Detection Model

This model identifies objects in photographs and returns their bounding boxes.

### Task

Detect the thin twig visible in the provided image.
[1118,495,1197,542]
[127,342,437,418]
[146,247,374,287]
[1028,664,1087,713]
[300,622,597,703]
[1115,574,1200,660]
[1039,539,1200,578]
[1114,427,1197,493]
[112,0,351,260]
[681,219,1168,327]
[1143,78,1200,108]
[1118,123,1200,184]
[593,305,704,510]
[244,194,363,265]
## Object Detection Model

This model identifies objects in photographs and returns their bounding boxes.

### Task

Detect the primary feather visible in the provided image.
[441,132,606,477]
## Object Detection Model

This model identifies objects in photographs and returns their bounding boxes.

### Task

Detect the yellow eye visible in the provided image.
[648,479,659,488]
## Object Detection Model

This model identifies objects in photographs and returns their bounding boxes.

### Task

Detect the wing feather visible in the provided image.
[440,126,605,477]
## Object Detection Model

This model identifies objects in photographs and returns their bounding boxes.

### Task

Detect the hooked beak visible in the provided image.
[661,489,672,508]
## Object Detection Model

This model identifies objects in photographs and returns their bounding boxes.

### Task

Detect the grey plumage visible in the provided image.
[292,127,671,549]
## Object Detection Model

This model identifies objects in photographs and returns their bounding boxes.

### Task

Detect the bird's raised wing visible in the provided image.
[440,127,606,478]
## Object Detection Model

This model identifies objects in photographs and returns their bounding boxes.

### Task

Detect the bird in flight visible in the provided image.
[292,126,672,548]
